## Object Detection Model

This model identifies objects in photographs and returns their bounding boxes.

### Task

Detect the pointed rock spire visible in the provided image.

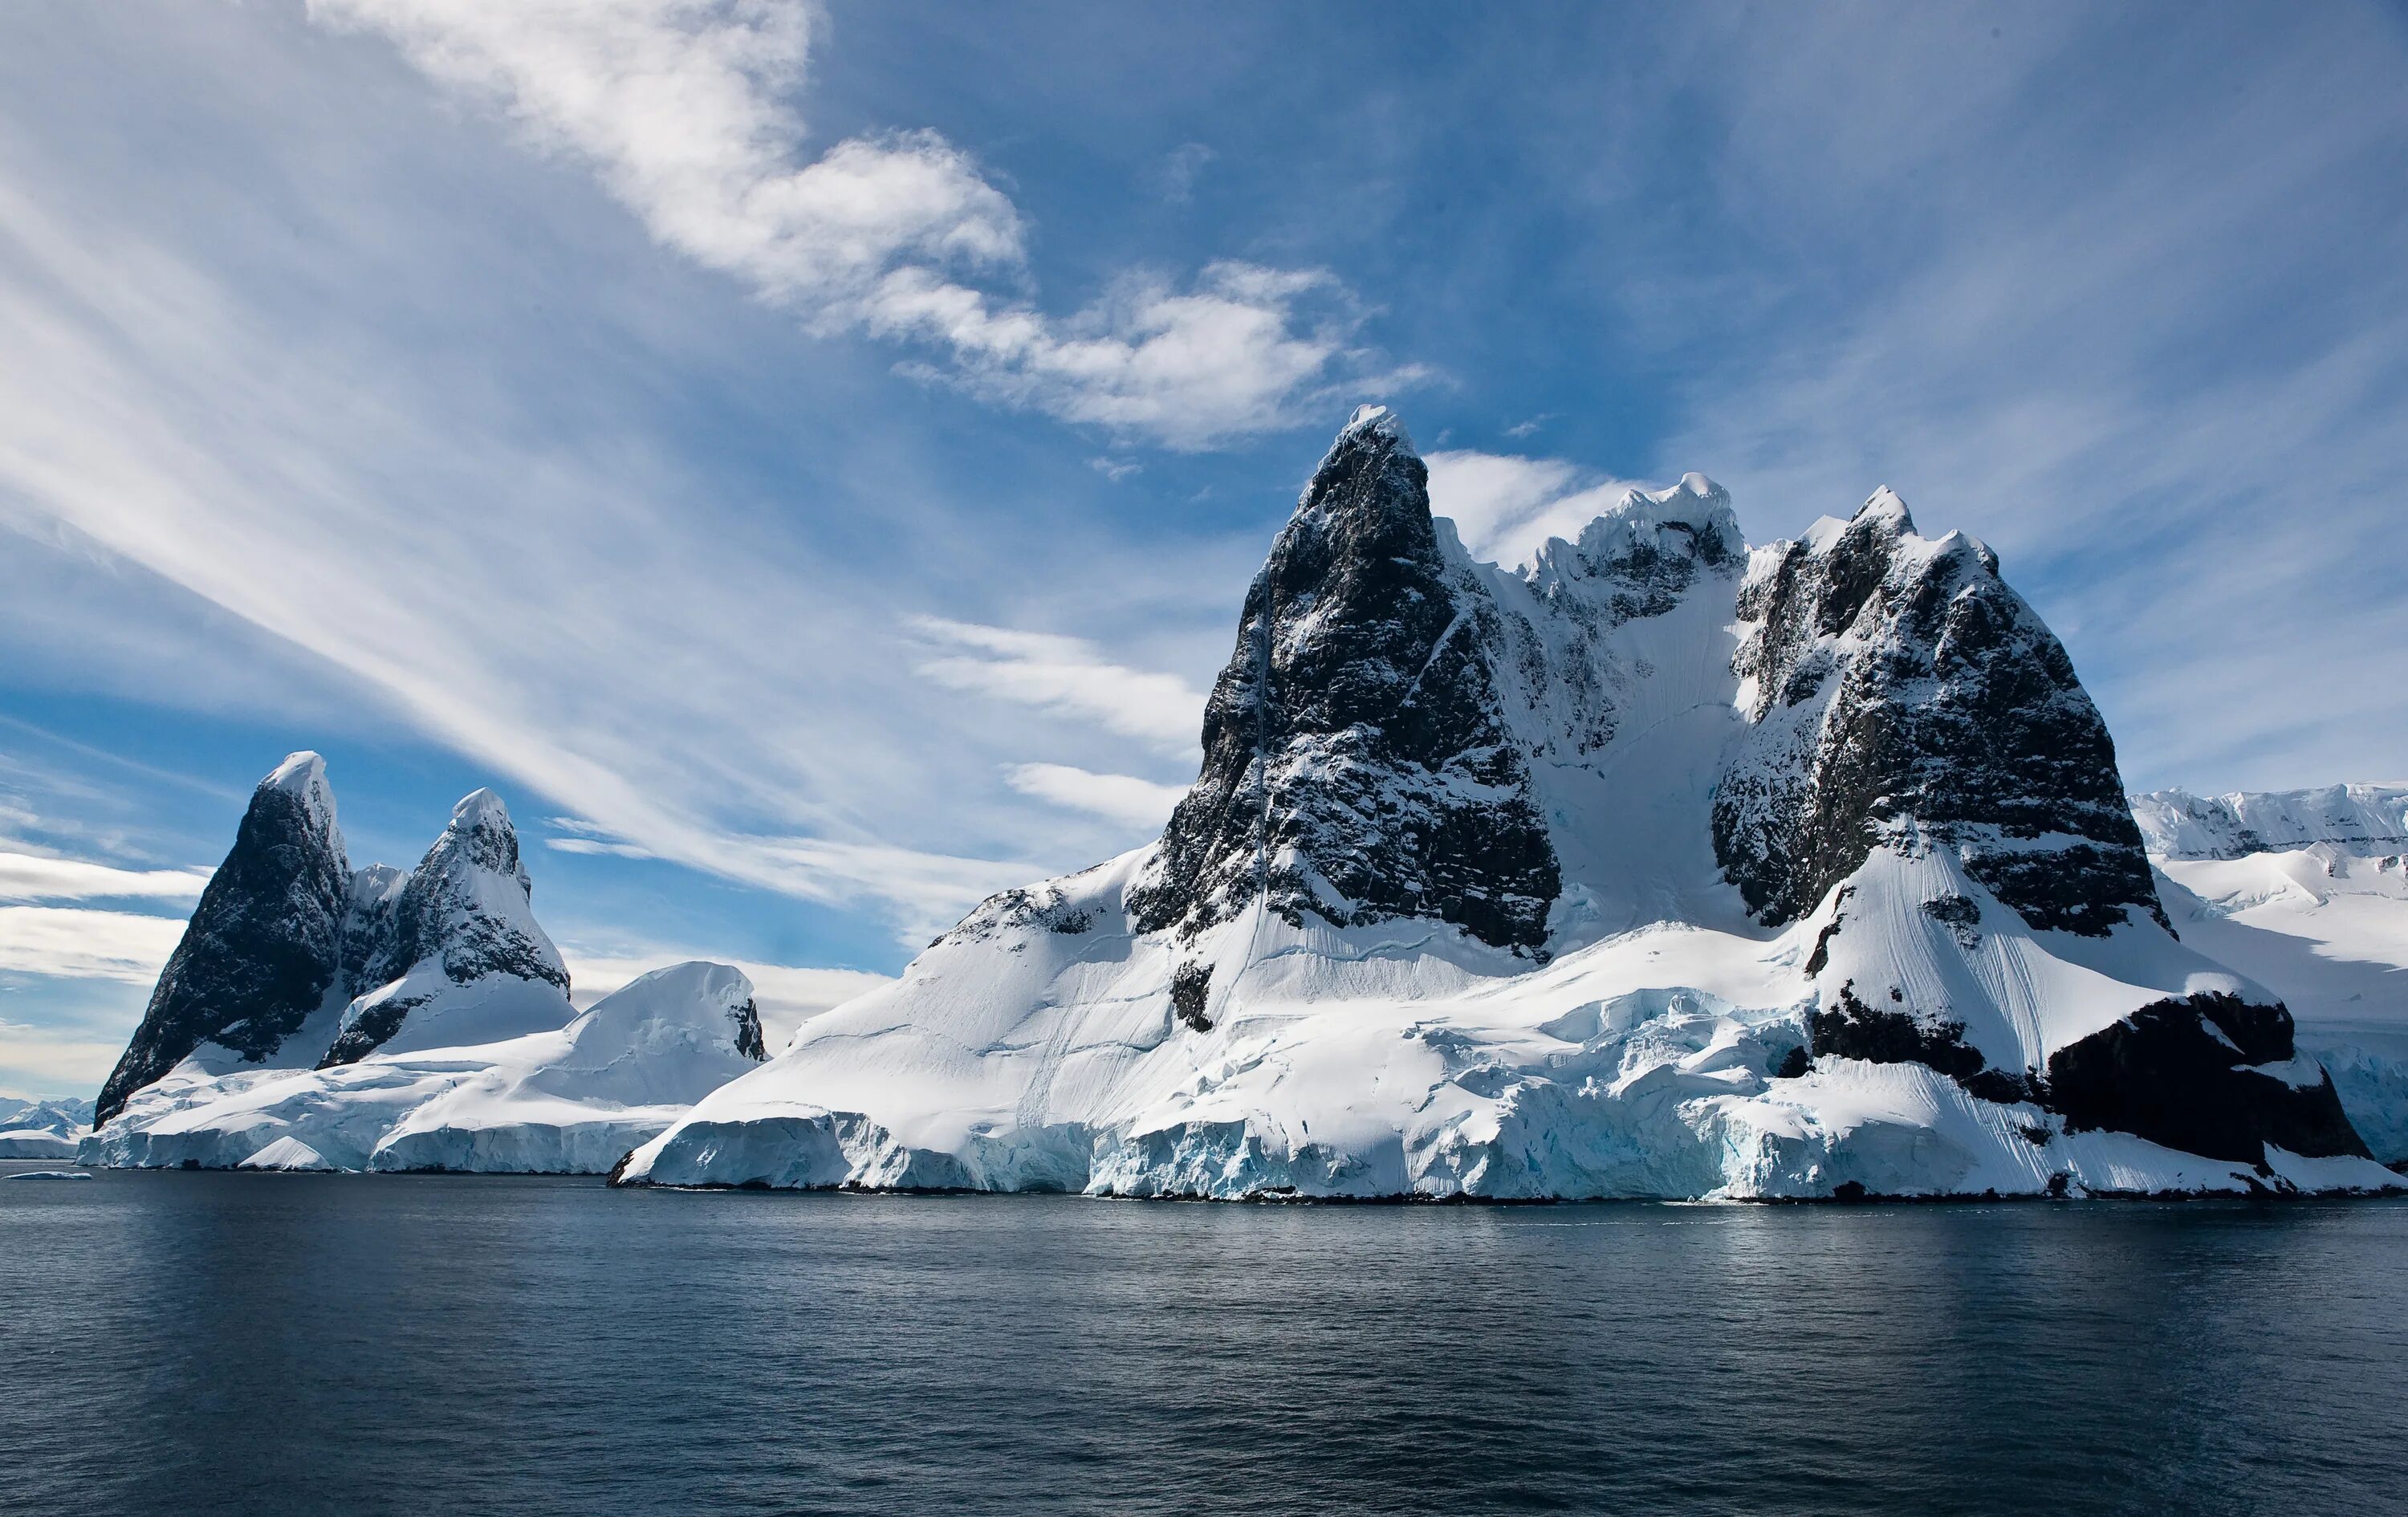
[1129,409,1560,952]
[96,753,353,1125]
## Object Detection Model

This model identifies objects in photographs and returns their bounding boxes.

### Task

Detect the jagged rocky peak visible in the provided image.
[320,787,569,1067]
[95,751,354,1125]
[1522,472,1743,596]
[380,788,560,985]
[1714,486,2163,937]
[1127,405,1561,954]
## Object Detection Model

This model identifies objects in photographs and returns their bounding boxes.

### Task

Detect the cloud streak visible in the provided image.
[913,617,1206,755]
[0,905,185,982]
[1423,449,1653,571]
[1006,763,1186,831]
[0,848,212,904]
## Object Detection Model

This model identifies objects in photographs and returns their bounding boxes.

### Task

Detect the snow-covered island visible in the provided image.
[80,410,2408,1199]
[615,409,2406,1199]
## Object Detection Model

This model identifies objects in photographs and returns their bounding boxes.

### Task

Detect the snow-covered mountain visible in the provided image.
[83,757,765,1172]
[0,1096,94,1158]
[2133,785,2408,1162]
[619,409,2395,1200]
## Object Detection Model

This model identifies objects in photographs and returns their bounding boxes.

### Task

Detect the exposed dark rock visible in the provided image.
[372,792,565,994]
[1171,963,1214,1033]
[318,790,567,1068]
[1714,492,2166,937]
[2046,992,2369,1165]
[939,881,1099,946]
[1773,1044,1812,1080]
[731,997,767,1062]
[318,994,429,1068]
[1809,982,2036,1104]
[1128,407,1560,954]
[1803,887,1854,978]
[96,758,351,1125]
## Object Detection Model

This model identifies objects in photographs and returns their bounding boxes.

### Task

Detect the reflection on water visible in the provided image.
[5,1167,2405,1515]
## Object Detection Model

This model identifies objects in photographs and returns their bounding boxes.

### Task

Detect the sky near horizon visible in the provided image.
[4,2,2406,1097]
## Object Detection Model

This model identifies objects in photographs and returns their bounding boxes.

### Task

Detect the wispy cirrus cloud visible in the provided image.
[912,616,1206,755]
[308,0,1416,449]
[1005,763,1186,832]
[0,848,211,904]
[0,905,185,982]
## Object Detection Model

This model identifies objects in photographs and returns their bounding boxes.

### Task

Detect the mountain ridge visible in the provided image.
[616,411,2392,1199]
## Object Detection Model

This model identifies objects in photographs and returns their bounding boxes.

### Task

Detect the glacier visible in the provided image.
[77,410,2407,1201]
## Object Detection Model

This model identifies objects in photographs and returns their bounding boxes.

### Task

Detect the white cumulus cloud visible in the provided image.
[309,0,1412,449]
[1424,449,1653,571]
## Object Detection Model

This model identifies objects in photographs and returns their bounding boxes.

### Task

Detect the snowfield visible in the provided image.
[2136,785,2408,1163]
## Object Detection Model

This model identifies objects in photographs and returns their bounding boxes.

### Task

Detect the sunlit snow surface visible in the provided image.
[82,962,761,1173]
[621,840,2398,1199]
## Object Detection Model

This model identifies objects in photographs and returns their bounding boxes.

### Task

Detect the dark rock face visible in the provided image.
[1810,982,2037,1104]
[379,794,563,992]
[1715,492,2164,937]
[319,791,566,1068]
[2048,993,2369,1165]
[96,763,350,1125]
[1128,408,1560,953]
[731,998,767,1062]
[1170,963,1214,1032]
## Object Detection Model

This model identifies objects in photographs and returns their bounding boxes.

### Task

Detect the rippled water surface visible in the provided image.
[5,1166,2406,1515]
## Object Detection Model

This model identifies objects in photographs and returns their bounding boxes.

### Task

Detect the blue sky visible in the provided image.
[5,2,2406,1097]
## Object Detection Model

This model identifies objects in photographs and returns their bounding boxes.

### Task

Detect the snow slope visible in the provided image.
[624,413,2393,1199]
[2135,786,2408,1162]
[83,961,765,1173]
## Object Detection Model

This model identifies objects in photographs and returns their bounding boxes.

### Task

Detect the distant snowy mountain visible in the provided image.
[2133,785,2408,1163]
[83,757,764,1172]
[620,409,2394,1200]
[0,1096,94,1158]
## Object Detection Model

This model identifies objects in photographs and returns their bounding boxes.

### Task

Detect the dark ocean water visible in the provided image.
[4,1165,2406,1516]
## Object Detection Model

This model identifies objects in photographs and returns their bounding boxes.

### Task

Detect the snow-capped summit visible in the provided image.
[86,759,767,1173]
[1127,404,1559,955]
[95,751,356,1125]
[96,753,576,1123]
[319,785,570,1065]
[621,411,2390,1200]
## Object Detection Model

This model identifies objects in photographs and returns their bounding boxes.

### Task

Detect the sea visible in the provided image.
[5,1164,2405,1515]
